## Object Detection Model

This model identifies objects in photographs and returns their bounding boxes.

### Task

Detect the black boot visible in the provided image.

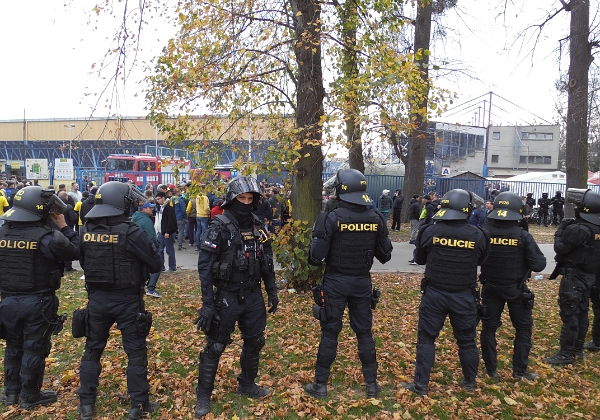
[20,390,57,409]
[78,402,95,420]
[195,395,211,419]
[128,401,158,420]
[543,350,574,365]
[0,389,18,406]
[584,341,600,352]
[237,383,271,398]
[365,382,381,398]
[304,382,328,398]
[400,381,428,397]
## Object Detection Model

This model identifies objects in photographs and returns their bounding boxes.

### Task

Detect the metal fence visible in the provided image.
[71,169,600,209]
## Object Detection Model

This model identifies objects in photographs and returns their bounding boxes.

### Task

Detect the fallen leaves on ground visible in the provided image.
[0,270,599,419]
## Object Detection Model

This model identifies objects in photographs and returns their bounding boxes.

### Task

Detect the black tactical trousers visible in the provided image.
[591,276,600,345]
[480,282,533,374]
[0,294,55,398]
[78,289,150,408]
[558,271,593,355]
[414,286,479,386]
[314,273,376,384]
[197,287,266,398]
[538,208,549,226]
[552,208,564,226]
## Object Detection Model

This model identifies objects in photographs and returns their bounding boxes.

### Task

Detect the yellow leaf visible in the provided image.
[504,396,518,405]
[369,398,381,406]
[296,11,302,16]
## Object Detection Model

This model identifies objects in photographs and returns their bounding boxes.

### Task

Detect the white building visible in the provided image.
[486,124,561,178]
[427,123,561,178]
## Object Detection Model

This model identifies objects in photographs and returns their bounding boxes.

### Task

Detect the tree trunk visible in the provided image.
[401,0,432,222]
[341,1,365,173]
[291,0,325,224]
[565,0,591,218]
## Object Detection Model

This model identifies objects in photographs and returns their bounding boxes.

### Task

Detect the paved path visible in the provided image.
[73,241,556,277]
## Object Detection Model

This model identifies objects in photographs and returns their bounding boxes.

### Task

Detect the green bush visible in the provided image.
[272,219,324,291]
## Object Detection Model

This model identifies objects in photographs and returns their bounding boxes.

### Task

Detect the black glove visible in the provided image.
[267,292,279,314]
[194,306,215,332]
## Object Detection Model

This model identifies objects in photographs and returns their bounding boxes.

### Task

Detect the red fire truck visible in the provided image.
[103,154,192,186]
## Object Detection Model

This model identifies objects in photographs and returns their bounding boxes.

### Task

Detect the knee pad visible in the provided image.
[127,348,148,367]
[357,334,375,352]
[82,346,104,363]
[457,338,476,349]
[243,335,265,352]
[23,339,51,358]
[417,332,435,346]
[204,341,226,359]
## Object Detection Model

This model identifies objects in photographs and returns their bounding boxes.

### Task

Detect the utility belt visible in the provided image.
[1,289,55,299]
[215,280,261,304]
[311,285,380,322]
[86,285,142,296]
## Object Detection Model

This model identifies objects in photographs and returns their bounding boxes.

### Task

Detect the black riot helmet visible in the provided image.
[542,192,548,198]
[487,192,523,221]
[567,188,600,225]
[0,186,67,222]
[333,169,371,206]
[85,181,147,219]
[221,176,262,209]
[433,189,473,220]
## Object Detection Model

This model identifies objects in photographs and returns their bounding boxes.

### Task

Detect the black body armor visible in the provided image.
[0,224,61,293]
[480,224,527,285]
[425,223,480,291]
[327,207,380,276]
[211,214,267,290]
[82,222,145,287]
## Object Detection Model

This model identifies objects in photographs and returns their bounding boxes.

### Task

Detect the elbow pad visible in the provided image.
[312,213,328,239]
[308,239,328,265]
[375,239,393,264]
[52,230,72,251]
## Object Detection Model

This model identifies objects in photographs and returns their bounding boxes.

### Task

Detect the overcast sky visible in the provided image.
[0,1,574,127]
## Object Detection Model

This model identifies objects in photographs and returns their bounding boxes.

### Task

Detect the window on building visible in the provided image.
[521,133,529,139]
[545,133,554,140]
[528,156,535,163]
[492,132,500,140]
[536,133,545,140]
[520,155,527,163]
[543,156,552,164]
[491,155,499,163]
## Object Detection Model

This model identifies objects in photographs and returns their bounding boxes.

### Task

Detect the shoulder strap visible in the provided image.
[213,214,236,233]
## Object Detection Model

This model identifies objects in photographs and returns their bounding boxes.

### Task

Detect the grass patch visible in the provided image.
[1,270,599,418]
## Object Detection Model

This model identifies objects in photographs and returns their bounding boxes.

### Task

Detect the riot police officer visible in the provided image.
[401,189,490,396]
[544,188,600,364]
[551,191,565,226]
[194,176,278,419]
[537,192,551,227]
[304,169,393,399]
[76,181,162,420]
[479,192,546,381]
[584,275,600,352]
[0,186,79,409]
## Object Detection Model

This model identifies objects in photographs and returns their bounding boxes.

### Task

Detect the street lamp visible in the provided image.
[64,124,75,160]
